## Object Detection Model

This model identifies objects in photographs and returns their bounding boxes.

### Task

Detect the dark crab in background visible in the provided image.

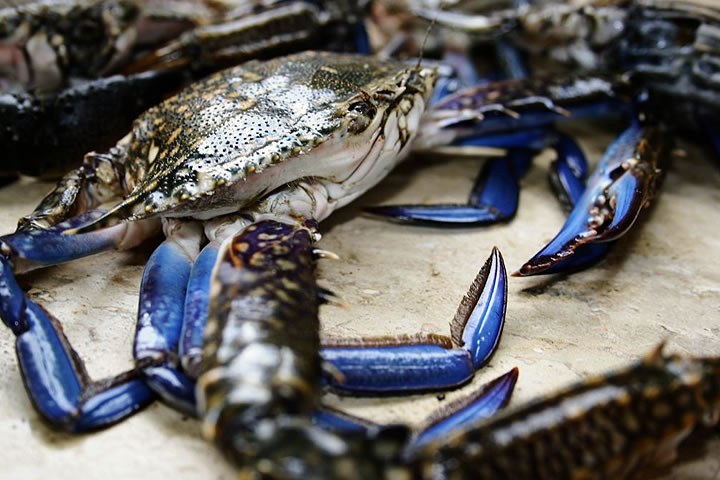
[0,0,372,178]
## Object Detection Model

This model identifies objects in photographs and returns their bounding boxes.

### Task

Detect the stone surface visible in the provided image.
[1,123,719,479]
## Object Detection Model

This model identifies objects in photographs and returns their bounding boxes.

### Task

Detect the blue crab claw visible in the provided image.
[321,247,507,393]
[540,134,612,275]
[517,123,667,276]
[313,367,518,447]
[137,219,506,416]
[409,366,518,450]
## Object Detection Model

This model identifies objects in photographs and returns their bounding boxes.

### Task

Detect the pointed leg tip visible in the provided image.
[512,263,538,277]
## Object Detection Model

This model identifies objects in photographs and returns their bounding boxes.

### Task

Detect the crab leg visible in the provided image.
[133,220,204,415]
[418,75,626,147]
[366,132,587,226]
[371,73,628,227]
[517,122,668,276]
[17,140,131,232]
[0,213,160,431]
[179,241,222,378]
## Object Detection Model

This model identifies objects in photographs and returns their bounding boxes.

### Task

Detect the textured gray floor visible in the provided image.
[1,124,719,479]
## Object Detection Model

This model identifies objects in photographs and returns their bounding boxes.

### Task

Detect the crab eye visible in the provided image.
[349,101,375,116]
[346,101,376,133]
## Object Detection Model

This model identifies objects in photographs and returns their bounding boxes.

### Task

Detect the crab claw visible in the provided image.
[516,123,667,276]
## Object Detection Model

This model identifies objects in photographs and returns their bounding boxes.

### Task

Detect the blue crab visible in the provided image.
[2,48,719,478]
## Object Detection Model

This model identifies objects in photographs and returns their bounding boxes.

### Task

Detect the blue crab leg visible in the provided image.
[320,248,506,393]
[0,214,157,431]
[517,122,667,276]
[2,211,139,272]
[366,129,581,226]
[133,221,203,416]
[424,75,625,137]
[365,148,532,225]
[179,241,221,378]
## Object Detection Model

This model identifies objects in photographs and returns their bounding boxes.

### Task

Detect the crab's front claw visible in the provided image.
[517,123,667,276]
[322,247,507,393]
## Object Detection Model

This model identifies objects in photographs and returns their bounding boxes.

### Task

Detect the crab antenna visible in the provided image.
[415,11,438,71]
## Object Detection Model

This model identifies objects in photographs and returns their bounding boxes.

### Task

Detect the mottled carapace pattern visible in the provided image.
[23,51,428,234]
[198,219,320,465]
[417,347,720,480]
[115,53,408,215]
